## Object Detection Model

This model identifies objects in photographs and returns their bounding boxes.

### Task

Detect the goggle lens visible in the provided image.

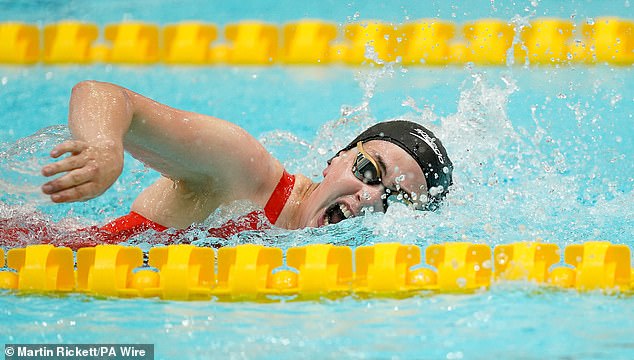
[353,153,381,184]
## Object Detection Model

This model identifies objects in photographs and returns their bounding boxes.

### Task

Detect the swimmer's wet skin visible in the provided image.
[39,81,452,245]
[100,120,452,239]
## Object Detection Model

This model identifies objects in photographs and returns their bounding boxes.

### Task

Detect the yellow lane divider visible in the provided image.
[0,241,632,300]
[0,18,632,65]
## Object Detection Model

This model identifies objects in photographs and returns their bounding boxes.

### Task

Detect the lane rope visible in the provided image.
[0,241,631,300]
[0,18,632,65]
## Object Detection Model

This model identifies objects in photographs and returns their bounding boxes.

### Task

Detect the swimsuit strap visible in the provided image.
[263,170,295,224]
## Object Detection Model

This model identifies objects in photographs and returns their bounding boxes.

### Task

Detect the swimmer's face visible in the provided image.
[298,140,427,228]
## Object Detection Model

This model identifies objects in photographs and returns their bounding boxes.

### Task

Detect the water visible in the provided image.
[1,0,634,358]
[3,288,634,359]
[0,0,632,25]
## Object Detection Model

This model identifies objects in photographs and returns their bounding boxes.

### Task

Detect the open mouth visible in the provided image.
[324,202,353,225]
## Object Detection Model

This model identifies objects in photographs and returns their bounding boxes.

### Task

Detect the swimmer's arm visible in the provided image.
[119,84,283,204]
[42,80,282,204]
[41,81,130,202]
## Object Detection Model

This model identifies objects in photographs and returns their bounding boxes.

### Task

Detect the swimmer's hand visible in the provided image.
[41,140,123,203]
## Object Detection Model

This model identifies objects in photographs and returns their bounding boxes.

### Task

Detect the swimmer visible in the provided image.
[37,80,453,243]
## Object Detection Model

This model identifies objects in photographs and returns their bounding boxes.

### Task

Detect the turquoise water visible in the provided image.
[1,0,631,25]
[2,289,634,359]
[1,0,634,359]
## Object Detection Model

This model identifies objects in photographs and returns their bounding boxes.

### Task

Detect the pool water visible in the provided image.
[1,0,634,359]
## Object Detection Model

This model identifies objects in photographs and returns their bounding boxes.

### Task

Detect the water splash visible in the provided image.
[508,15,532,67]
[268,67,632,248]
[0,125,70,205]
[0,65,631,250]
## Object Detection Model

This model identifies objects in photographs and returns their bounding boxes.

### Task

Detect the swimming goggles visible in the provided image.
[352,142,419,211]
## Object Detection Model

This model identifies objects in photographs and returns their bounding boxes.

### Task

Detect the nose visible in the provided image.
[355,184,386,213]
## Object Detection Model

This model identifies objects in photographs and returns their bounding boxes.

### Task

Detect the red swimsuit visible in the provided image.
[0,171,295,250]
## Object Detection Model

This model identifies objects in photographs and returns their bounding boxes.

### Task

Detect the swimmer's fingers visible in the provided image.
[46,181,102,203]
[41,165,98,199]
[41,151,89,177]
[42,140,91,177]
[50,140,88,158]
[41,140,123,202]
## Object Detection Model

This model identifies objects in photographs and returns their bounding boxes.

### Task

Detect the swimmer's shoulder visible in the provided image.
[131,177,230,228]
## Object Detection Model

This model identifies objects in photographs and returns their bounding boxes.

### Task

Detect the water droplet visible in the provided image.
[447,351,464,359]
[610,94,622,107]
[429,185,444,196]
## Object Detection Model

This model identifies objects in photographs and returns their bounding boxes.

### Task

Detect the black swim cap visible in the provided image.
[339,120,453,209]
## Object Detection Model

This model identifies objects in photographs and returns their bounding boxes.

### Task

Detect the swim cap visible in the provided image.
[338,120,453,209]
